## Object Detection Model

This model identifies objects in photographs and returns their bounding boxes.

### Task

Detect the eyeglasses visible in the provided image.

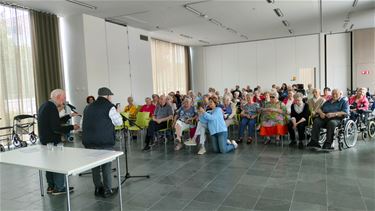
[270,96,276,99]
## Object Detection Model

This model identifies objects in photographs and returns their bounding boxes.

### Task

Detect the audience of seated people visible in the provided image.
[109,83,374,154]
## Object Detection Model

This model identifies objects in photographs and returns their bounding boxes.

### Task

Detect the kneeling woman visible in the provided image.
[198,97,238,153]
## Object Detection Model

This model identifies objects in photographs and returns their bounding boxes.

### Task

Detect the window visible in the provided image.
[150,39,189,95]
[0,4,36,127]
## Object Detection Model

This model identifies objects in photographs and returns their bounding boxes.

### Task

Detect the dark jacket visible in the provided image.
[38,101,74,145]
[82,97,116,148]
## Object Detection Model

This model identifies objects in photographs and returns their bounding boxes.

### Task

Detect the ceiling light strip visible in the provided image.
[199,40,210,44]
[266,0,275,3]
[282,20,289,27]
[65,0,97,10]
[273,8,284,17]
[184,5,202,16]
[352,0,358,7]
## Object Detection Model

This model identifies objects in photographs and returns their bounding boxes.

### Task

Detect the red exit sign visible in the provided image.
[360,70,370,75]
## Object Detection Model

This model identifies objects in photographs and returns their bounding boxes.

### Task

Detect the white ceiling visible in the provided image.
[9,0,375,46]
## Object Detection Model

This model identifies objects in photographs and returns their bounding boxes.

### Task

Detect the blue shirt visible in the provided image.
[201,107,227,135]
[321,97,349,114]
[176,106,196,123]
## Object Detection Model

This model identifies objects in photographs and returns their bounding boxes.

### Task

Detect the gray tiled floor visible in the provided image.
[1,135,375,211]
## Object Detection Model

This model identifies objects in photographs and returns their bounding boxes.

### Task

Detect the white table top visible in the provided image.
[0,145,123,175]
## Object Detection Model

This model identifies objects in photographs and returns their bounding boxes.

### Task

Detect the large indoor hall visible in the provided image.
[1,0,374,211]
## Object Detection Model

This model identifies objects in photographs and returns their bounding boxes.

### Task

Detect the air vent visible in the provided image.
[140,35,148,41]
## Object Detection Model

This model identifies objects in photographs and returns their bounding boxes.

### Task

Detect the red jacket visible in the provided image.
[140,104,156,117]
[349,95,369,110]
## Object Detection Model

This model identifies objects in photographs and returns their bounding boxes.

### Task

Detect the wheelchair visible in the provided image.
[305,116,358,151]
[350,109,375,140]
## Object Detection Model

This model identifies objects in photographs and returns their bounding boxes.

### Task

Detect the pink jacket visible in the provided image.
[349,95,369,110]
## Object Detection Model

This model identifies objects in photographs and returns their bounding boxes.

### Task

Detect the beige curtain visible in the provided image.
[0,5,36,127]
[151,39,189,95]
[30,10,63,108]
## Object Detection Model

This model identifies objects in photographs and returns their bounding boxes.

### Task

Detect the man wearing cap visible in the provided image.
[82,87,123,198]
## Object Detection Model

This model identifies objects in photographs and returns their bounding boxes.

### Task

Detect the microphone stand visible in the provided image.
[119,114,150,185]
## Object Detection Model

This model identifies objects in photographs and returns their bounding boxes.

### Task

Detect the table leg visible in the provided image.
[39,170,44,196]
[117,157,123,211]
[65,175,71,211]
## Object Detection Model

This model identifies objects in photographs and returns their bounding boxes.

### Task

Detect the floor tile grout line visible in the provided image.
[178,143,267,211]
[288,148,304,211]
[214,144,268,210]
[145,150,230,210]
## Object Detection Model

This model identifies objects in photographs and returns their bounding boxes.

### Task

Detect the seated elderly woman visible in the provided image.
[124,96,137,120]
[349,87,369,111]
[220,95,237,127]
[239,93,260,144]
[288,93,310,149]
[140,97,156,117]
[307,89,349,150]
[198,97,238,153]
[307,88,326,118]
[259,91,288,144]
[173,97,197,151]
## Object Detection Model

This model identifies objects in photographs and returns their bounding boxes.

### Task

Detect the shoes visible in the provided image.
[237,138,243,144]
[51,187,74,196]
[289,141,297,147]
[247,137,253,145]
[95,187,104,196]
[47,187,54,194]
[322,142,334,150]
[306,141,320,148]
[174,142,183,151]
[102,187,118,198]
[142,145,151,152]
[197,146,206,155]
[264,138,271,145]
[185,138,197,146]
[298,142,304,149]
[231,140,238,149]
[227,139,232,144]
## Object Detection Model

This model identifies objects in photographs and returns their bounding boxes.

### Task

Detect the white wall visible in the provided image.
[61,14,153,113]
[193,34,320,93]
[105,22,132,110]
[60,14,88,113]
[326,33,351,94]
[191,47,205,93]
[127,26,153,104]
[353,28,375,93]
[82,15,110,97]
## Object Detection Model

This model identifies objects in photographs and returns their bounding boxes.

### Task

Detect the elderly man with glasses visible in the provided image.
[307,89,349,150]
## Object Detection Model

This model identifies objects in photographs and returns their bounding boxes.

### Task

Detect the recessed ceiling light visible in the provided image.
[273,8,284,17]
[282,20,289,27]
[66,0,97,10]
[352,0,358,7]
[180,34,193,39]
[199,40,210,44]
[184,5,202,16]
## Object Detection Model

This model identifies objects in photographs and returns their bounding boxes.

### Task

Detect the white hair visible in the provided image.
[50,89,65,100]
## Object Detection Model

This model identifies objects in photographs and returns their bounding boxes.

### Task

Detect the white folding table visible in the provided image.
[0,145,124,211]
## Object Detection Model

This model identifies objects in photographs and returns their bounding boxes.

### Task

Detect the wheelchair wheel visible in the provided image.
[21,141,28,147]
[343,120,358,148]
[0,144,5,152]
[12,134,21,147]
[368,121,375,139]
[30,133,37,144]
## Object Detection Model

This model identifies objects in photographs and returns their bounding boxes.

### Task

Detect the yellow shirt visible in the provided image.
[124,104,137,119]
